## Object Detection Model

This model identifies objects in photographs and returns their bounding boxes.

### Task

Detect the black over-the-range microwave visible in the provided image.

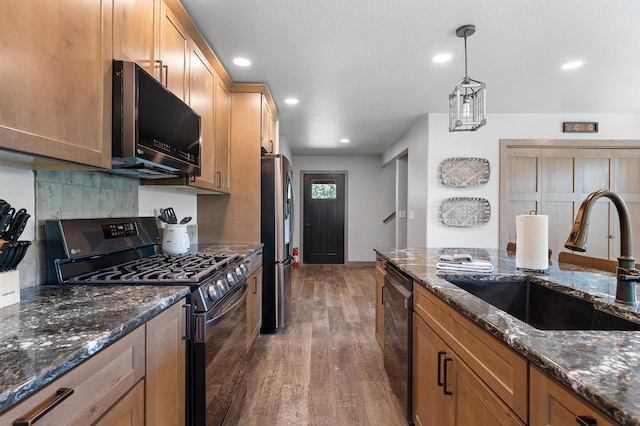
[111,60,201,179]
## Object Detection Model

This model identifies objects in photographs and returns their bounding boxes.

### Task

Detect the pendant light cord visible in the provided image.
[463,33,469,80]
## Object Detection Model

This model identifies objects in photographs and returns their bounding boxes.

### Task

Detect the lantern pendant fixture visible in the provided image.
[449,24,486,132]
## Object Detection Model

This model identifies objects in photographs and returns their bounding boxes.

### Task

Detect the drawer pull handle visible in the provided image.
[443,358,453,395]
[13,387,74,425]
[437,351,446,387]
[576,416,597,425]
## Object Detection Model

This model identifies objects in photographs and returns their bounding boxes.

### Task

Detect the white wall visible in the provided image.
[292,155,395,262]
[382,115,429,247]
[138,187,198,226]
[384,113,640,249]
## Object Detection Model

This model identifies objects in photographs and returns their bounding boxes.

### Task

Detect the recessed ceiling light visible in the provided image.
[432,53,453,63]
[339,138,350,144]
[284,98,299,105]
[560,60,585,71]
[233,57,251,67]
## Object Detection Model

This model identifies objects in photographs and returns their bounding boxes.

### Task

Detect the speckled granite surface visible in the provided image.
[0,243,262,416]
[0,284,190,414]
[374,247,640,425]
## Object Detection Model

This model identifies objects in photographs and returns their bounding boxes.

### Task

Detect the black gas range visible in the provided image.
[44,217,248,313]
[44,217,253,425]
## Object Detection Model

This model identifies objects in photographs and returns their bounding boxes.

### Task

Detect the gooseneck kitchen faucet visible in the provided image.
[565,189,640,306]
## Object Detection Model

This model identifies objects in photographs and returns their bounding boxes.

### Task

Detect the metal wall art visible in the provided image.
[439,157,490,187]
[441,197,491,227]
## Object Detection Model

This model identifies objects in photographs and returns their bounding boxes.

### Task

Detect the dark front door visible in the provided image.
[302,173,345,264]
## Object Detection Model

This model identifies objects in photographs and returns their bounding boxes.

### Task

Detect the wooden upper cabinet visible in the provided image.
[188,45,216,190]
[0,1,112,169]
[158,0,189,101]
[261,95,276,154]
[215,79,232,192]
[113,0,157,75]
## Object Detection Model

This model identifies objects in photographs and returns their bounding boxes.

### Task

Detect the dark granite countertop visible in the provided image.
[374,247,640,425]
[0,243,262,416]
[0,284,191,415]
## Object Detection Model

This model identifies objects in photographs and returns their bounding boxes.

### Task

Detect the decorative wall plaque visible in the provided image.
[562,122,598,133]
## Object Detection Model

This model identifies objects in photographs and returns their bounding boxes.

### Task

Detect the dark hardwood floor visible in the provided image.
[233,265,405,425]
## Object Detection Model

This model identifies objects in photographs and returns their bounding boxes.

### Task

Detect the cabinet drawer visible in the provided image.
[530,365,616,426]
[414,285,528,422]
[1,326,145,425]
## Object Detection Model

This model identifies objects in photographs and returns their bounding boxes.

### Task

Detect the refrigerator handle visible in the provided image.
[288,172,295,244]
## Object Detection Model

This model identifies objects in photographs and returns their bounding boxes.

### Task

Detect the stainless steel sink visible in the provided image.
[444,277,640,331]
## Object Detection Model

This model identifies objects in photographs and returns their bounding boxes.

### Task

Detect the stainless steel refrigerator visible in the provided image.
[261,154,294,333]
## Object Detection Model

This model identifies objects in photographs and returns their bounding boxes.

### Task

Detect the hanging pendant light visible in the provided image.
[449,24,486,132]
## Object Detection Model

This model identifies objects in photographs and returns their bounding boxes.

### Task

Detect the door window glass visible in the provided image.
[311,179,337,199]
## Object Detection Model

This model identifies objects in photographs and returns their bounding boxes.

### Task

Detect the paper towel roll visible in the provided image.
[516,215,549,271]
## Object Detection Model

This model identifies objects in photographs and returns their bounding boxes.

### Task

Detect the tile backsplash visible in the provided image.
[34,170,140,287]
[1,164,200,288]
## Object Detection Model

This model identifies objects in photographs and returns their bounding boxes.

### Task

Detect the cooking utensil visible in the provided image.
[179,216,192,224]
[164,207,178,224]
[157,215,167,223]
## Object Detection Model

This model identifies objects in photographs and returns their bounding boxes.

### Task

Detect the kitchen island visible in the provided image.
[375,247,640,425]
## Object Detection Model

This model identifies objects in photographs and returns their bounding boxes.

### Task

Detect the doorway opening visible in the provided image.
[302,173,346,264]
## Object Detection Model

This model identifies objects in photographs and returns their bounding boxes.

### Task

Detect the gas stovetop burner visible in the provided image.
[67,252,240,285]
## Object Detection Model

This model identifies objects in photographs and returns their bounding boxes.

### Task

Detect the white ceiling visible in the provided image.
[181,0,640,156]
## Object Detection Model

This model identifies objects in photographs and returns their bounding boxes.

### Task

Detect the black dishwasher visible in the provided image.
[383,262,413,424]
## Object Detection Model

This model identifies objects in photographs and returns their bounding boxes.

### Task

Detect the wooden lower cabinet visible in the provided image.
[0,327,145,425]
[530,365,616,426]
[247,264,263,348]
[0,298,188,426]
[413,312,523,426]
[145,298,188,425]
[412,284,527,425]
[375,255,385,349]
[94,379,145,426]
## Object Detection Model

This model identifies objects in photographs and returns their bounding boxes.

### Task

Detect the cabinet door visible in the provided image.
[0,1,112,169]
[375,257,385,349]
[113,0,156,74]
[215,79,232,192]
[530,365,616,426]
[247,266,263,347]
[158,0,189,100]
[413,313,453,426]
[454,358,524,425]
[94,380,145,426]
[261,96,275,153]
[189,45,216,190]
[146,299,187,425]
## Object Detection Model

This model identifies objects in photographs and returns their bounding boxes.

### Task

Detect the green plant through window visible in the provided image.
[311,181,337,199]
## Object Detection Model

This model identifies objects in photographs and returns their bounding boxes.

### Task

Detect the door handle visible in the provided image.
[437,351,446,387]
[443,357,453,395]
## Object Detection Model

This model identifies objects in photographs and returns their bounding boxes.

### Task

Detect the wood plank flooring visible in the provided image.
[232,265,405,425]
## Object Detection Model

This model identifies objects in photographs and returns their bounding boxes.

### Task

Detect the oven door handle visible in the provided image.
[205,283,248,328]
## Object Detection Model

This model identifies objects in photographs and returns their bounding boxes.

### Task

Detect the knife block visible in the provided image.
[0,270,20,308]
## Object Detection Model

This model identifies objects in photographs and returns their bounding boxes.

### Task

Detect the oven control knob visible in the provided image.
[216,278,228,294]
[240,263,249,276]
[234,266,246,280]
[207,283,219,301]
[226,271,238,287]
